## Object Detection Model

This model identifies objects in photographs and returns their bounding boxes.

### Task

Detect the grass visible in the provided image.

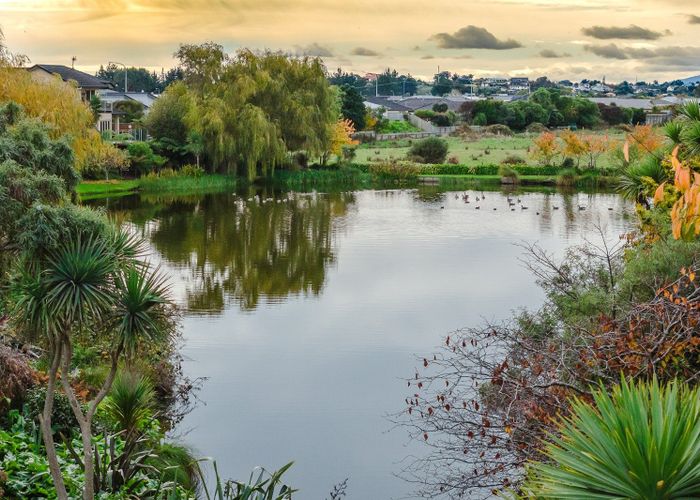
[77,180,140,199]
[77,174,237,201]
[355,131,626,168]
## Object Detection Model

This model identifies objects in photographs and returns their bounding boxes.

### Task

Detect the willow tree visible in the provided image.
[0,32,121,173]
[174,44,339,180]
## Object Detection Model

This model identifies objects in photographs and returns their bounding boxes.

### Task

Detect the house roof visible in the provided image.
[28,64,112,89]
[99,90,158,108]
[588,97,654,110]
[363,96,412,112]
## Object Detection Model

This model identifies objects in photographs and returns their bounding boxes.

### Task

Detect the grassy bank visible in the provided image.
[77,174,238,200]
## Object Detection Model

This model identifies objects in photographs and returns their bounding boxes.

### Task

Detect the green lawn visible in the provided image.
[77,174,237,200]
[355,132,626,168]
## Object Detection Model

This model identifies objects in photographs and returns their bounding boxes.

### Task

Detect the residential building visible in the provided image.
[27,64,112,102]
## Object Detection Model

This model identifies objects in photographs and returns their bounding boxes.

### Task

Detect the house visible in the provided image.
[27,64,112,102]
[96,90,158,134]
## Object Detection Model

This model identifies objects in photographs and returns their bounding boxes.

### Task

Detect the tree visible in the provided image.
[113,99,144,123]
[530,132,559,166]
[408,137,448,163]
[95,64,160,93]
[323,119,357,164]
[11,230,174,500]
[145,81,194,164]
[339,85,366,130]
[175,42,228,96]
[179,46,338,179]
[560,130,586,167]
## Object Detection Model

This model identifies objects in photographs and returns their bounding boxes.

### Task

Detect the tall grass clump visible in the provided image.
[519,377,700,499]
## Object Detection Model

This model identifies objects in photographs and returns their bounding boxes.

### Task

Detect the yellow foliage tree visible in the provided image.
[323,118,358,163]
[0,35,117,173]
[580,134,611,170]
[560,130,587,168]
[530,131,559,166]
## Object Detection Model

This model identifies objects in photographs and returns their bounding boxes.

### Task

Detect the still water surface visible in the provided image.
[98,187,635,499]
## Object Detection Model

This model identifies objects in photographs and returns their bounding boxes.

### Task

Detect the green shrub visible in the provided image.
[500,154,526,166]
[127,142,167,176]
[408,137,449,164]
[519,378,700,499]
[24,386,80,437]
[498,164,519,179]
[368,160,420,181]
[484,124,513,136]
[525,122,547,134]
[180,164,205,178]
[556,167,577,186]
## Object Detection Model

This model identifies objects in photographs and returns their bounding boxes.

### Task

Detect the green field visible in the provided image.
[355,132,625,168]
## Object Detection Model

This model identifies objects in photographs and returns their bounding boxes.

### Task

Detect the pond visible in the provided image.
[94,186,635,499]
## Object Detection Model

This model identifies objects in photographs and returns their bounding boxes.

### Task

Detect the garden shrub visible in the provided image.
[180,164,204,178]
[498,164,519,180]
[408,137,449,164]
[501,154,526,166]
[525,122,548,134]
[485,124,513,136]
[0,344,35,414]
[368,160,420,181]
[127,141,167,176]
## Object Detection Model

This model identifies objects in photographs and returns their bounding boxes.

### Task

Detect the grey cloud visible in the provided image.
[350,47,380,56]
[421,55,434,59]
[689,15,700,24]
[295,43,333,57]
[581,24,667,40]
[539,49,571,58]
[585,43,700,68]
[584,43,629,59]
[430,25,522,50]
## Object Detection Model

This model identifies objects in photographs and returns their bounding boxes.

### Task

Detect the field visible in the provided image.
[354,131,626,169]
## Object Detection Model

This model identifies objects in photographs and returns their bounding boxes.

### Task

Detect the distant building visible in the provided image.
[27,64,112,102]
[96,90,159,134]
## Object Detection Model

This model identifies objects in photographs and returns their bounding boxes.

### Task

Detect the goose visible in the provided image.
[553,206,559,210]
[440,206,445,209]
[475,206,481,210]
[578,206,586,211]
[475,196,480,202]
[521,206,528,210]
[608,207,613,211]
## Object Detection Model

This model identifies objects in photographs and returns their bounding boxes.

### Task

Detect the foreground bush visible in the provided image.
[519,378,700,499]
[408,137,448,164]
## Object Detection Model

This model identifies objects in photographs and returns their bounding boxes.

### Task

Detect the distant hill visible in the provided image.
[681,75,700,85]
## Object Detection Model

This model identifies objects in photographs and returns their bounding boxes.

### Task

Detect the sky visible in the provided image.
[1,0,699,83]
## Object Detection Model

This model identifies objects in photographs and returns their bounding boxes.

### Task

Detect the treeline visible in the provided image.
[95,64,183,93]
[145,43,350,180]
[460,88,645,131]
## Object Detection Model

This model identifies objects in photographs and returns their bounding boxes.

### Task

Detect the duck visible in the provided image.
[578,206,586,211]
[553,206,559,210]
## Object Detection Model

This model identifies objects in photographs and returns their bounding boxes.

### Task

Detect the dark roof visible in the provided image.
[363,96,412,112]
[29,64,112,89]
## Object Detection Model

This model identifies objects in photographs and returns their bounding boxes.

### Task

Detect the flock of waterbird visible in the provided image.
[439,192,614,215]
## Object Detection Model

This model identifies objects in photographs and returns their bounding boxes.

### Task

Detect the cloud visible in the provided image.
[539,49,570,58]
[689,15,700,24]
[584,43,629,59]
[295,42,333,57]
[581,24,667,40]
[430,25,522,50]
[584,43,700,68]
[350,46,380,56]
[421,54,434,59]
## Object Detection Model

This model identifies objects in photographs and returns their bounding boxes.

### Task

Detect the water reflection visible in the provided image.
[96,190,354,313]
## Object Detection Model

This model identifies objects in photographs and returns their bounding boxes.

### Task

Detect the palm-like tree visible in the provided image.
[11,229,173,500]
[519,377,700,499]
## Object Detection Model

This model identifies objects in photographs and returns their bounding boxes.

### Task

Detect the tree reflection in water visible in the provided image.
[99,190,354,313]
